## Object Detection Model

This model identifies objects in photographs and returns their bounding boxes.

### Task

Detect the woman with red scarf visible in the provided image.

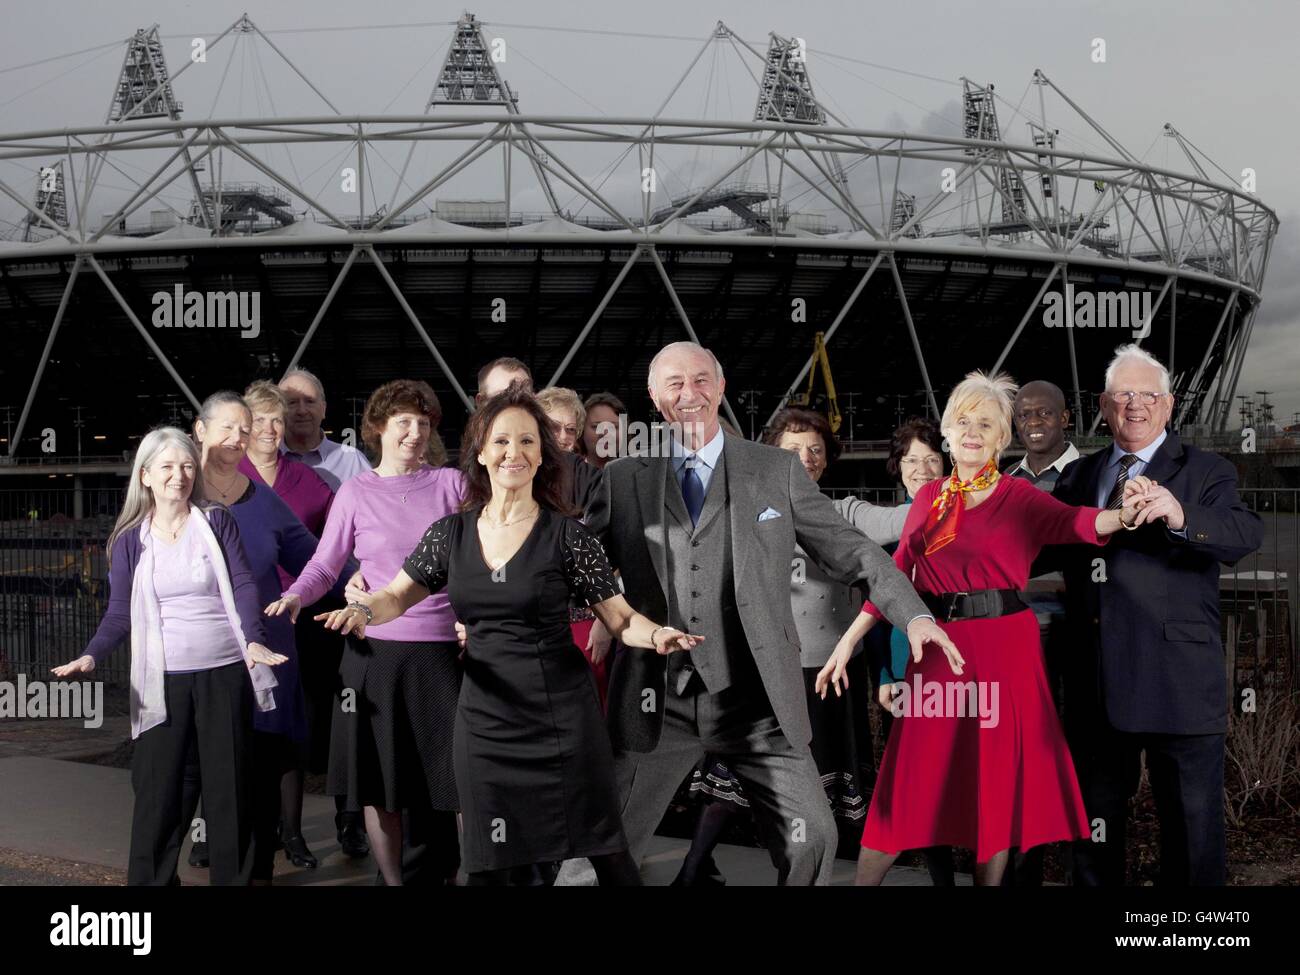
[817,371,1149,885]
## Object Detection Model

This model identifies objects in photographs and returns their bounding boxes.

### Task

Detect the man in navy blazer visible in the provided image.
[1048,344,1261,886]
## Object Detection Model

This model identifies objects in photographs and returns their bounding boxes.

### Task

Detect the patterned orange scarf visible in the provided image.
[921,458,1000,555]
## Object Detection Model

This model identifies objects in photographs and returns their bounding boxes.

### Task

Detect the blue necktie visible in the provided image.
[681,462,705,527]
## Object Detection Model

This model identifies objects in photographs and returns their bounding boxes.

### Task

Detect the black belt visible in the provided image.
[921,588,1027,623]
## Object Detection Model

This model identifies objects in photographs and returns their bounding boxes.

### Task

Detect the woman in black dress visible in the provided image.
[319,387,701,885]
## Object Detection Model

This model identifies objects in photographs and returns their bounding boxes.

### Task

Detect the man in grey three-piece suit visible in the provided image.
[558,342,959,885]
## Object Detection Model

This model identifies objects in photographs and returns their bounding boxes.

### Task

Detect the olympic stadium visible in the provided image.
[0,13,1280,485]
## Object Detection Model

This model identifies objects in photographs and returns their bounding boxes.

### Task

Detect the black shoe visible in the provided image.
[338,822,370,859]
[188,841,209,869]
[671,857,726,887]
[283,833,319,869]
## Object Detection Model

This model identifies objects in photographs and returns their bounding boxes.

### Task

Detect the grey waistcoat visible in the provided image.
[663,451,753,693]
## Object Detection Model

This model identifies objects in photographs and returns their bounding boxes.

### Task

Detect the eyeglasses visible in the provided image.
[1107,391,1167,405]
[900,456,944,468]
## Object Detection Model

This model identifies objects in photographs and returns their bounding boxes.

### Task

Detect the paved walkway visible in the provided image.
[0,756,957,885]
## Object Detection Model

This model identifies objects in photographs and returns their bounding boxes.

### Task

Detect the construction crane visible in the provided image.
[788,331,842,434]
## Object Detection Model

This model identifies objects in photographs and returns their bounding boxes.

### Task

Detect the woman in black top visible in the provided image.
[320,387,700,884]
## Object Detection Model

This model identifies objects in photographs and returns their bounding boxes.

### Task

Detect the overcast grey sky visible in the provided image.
[1,0,1295,424]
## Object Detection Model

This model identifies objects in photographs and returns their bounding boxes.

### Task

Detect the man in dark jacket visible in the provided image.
[1047,345,1261,886]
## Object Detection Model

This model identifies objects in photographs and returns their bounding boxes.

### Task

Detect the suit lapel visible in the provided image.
[693,451,727,536]
[635,458,672,598]
[725,438,758,587]
[662,459,692,530]
[1139,430,1185,485]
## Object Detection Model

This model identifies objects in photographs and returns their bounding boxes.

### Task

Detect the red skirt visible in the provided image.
[861,609,1089,862]
[569,620,609,712]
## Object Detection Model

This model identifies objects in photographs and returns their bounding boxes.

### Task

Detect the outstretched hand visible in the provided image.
[906,616,964,675]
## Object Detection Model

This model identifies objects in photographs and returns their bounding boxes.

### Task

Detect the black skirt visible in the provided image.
[327,636,461,813]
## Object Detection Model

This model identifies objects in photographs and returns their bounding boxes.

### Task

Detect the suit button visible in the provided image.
[691,591,700,598]
[691,540,700,547]
[690,616,699,623]
[691,564,700,571]
[1196,532,1207,541]
[1092,617,1100,625]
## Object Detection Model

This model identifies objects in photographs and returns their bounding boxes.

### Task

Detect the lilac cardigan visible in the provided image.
[86,505,269,664]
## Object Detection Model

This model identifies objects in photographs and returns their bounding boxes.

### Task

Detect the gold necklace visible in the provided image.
[153,513,188,540]
[481,505,540,529]
[207,468,242,500]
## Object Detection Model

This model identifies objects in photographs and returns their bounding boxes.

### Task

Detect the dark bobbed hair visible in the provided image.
[361,379,442,457]
[460,386,580,517]
[762,407,842,464]
[885,416,944,479]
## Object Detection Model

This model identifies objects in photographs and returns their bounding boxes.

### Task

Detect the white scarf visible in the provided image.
[129,504,277,739]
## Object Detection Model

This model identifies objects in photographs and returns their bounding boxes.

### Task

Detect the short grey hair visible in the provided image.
[197,390,251,427]
[280,367,327,402]
[1104,344,1171,395]
[647,341,725,389]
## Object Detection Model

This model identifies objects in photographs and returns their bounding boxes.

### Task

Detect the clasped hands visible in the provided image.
[1121,475,1185,531]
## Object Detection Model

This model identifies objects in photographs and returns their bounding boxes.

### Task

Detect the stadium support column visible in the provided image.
[888,254,939,421]
[1177,295,1237,428]
[989,264,1061,387]
[547,245,646,388]
[85,254,201,411]
[9,258,82,457]
[764,252,886,430]
[367,246,474,413]
[647,246,743,433]
[286,246,362,374]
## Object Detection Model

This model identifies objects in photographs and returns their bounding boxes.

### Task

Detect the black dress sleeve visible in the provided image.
[561,517,622,608]
[402,514,455,594]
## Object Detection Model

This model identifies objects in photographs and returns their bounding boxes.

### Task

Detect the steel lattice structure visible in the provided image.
[0,15,1279,462]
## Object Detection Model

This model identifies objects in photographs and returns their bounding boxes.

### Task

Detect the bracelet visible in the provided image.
[347,602,374,623]
[650,625,673,646]
[1120,510,1140,531]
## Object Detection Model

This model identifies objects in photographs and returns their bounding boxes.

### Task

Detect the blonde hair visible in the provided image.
[940,371,1018,460]
[243,379,288,417]
[536,386,586,430]
[107,427,210,562]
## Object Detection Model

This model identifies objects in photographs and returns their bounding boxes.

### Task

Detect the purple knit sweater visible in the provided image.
[287,466,463,642]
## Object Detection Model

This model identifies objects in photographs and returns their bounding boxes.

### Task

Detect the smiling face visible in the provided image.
[1013,386,1069,458]
[544,406,580,453]
[899,437,944,499]
[478,406,542,495]
[280,374,325,444]
[1102,359,1174,453]
[195,402,252,467]
[140,445,196,507]
[944,399,1002,473]
[378,410,430,468]
[777,429,828,483]
[250,407,285,457]
[648,347,724,448]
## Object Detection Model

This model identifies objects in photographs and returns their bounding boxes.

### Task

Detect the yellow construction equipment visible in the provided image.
[788,331,842,434]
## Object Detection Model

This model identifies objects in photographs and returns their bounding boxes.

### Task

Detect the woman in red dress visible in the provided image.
[817,371,1146,885]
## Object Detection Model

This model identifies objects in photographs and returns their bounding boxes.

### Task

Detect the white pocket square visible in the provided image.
[757,507,782,522]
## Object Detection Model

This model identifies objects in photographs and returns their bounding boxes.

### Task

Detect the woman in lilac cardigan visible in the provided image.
[53,427,286,885]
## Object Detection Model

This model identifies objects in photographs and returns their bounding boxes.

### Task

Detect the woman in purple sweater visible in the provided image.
[195,390,329,879]
[52,427,286,885]
[266,380,464,885]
